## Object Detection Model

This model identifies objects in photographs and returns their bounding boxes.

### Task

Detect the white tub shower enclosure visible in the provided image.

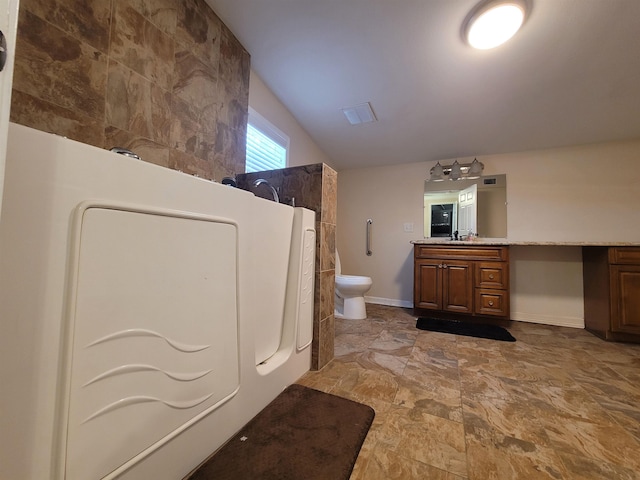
[0,124,316,480]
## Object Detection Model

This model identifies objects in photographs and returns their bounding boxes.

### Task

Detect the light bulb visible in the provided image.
[467,3,525,50]
[430,162,445,181]
[450,160,462,180]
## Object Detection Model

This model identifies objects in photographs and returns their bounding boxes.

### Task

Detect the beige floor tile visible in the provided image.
[465,432,569,480]
[302,304,640,480]
[463,396,551,446]
[352,349,412,376]
[394,374,463,422]
[380,405,468,477]
[541,415,640,472]
[361,447,466,480]
[557,451,640,480]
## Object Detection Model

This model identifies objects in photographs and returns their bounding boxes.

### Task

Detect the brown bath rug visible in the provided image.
[186,384,375,480]
[417,317,516,342]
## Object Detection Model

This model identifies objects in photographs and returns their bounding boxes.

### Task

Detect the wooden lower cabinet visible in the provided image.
[583,247,640,342]
[414,244,510,319]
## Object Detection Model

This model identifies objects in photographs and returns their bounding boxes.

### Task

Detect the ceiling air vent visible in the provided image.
[341,102,377,125]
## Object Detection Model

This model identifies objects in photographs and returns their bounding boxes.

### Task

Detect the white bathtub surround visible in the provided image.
[0,124,315,480]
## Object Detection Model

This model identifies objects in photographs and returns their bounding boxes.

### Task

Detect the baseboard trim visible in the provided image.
[361,298,585,329]
[510,312,584,329]
[365,296,413,308]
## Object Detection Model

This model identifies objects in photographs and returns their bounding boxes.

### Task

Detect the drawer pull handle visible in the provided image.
[488,300,494,307]
[489,274,494,280]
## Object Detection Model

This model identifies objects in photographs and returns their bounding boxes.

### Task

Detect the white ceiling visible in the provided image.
[207,0,640,170]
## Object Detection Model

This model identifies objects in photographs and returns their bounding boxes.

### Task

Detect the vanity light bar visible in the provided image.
[429,158,484,181]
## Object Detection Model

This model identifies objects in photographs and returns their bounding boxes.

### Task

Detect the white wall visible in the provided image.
[248,71,335,168]
[337,138,640,327]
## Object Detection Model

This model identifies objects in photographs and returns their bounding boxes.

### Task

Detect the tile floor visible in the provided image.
[298,304,640,480]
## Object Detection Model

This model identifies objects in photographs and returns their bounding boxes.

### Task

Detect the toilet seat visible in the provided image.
[335,273,373,285]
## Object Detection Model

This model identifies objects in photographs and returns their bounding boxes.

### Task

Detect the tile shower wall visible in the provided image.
[237,164,338,370]
[10,0,250,180]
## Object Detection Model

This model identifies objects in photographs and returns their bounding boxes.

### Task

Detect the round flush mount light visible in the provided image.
[464,0,528,50]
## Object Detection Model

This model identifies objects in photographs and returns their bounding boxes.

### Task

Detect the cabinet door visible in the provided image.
[610,265,640,335]
[442,260,473,314]
[414,259,442,310]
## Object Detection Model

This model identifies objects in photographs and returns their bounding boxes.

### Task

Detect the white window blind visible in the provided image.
[245,107,289,173]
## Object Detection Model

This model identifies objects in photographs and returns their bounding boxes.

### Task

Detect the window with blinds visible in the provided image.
[245,107,289,173]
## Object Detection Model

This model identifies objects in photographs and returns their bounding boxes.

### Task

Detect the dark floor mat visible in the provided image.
[416,317,516,342]
[186,384,375,480]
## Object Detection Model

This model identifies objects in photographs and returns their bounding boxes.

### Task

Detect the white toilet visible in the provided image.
[334,250,373,320]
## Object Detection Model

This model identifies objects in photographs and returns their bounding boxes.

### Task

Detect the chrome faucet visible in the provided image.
[252,178,280,203]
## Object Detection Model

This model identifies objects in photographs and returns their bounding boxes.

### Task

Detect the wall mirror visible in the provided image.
[423,174,507,238]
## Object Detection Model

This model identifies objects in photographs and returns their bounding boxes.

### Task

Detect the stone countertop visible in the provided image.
[410,239,640,247]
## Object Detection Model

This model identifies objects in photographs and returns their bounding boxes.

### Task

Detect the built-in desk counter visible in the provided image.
[411,240,640,343]
[411,239,640,247]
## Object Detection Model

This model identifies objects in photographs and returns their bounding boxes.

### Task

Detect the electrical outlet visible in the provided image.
[403,222,414,233]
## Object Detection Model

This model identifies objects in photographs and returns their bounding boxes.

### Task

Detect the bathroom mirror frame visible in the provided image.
[424,174,507,238]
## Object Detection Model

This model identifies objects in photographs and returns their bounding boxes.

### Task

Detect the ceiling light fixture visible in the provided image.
[428,158,485,181]
[464,0,527,50]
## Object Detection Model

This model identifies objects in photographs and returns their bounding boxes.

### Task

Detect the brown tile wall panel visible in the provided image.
[126,0,178,36]
[321,223,336,272]
[110,0,175,91]
[22,0,112,52]
[322,164,338,225]
[319,270,335,320]
[11,0,249,178]
[12,9,108,128]
[175,0,222,66]
[11,90,106,147]
[106,61,172,144]
[318,315,335,368]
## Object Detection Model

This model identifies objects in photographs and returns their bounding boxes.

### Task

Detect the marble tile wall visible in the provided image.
[237,163,338,370]
[10,0,250,180]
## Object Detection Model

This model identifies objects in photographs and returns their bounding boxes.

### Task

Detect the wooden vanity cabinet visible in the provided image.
[583,246,640,342]
[414,245,510,319]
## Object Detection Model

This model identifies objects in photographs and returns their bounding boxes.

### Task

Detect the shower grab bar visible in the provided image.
[366,219,373,256]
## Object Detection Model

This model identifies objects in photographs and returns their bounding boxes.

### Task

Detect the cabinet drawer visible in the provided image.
[415,245,508,261]
[475,289,509,317]
[476,262,508,289]
[609,247,640,265]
